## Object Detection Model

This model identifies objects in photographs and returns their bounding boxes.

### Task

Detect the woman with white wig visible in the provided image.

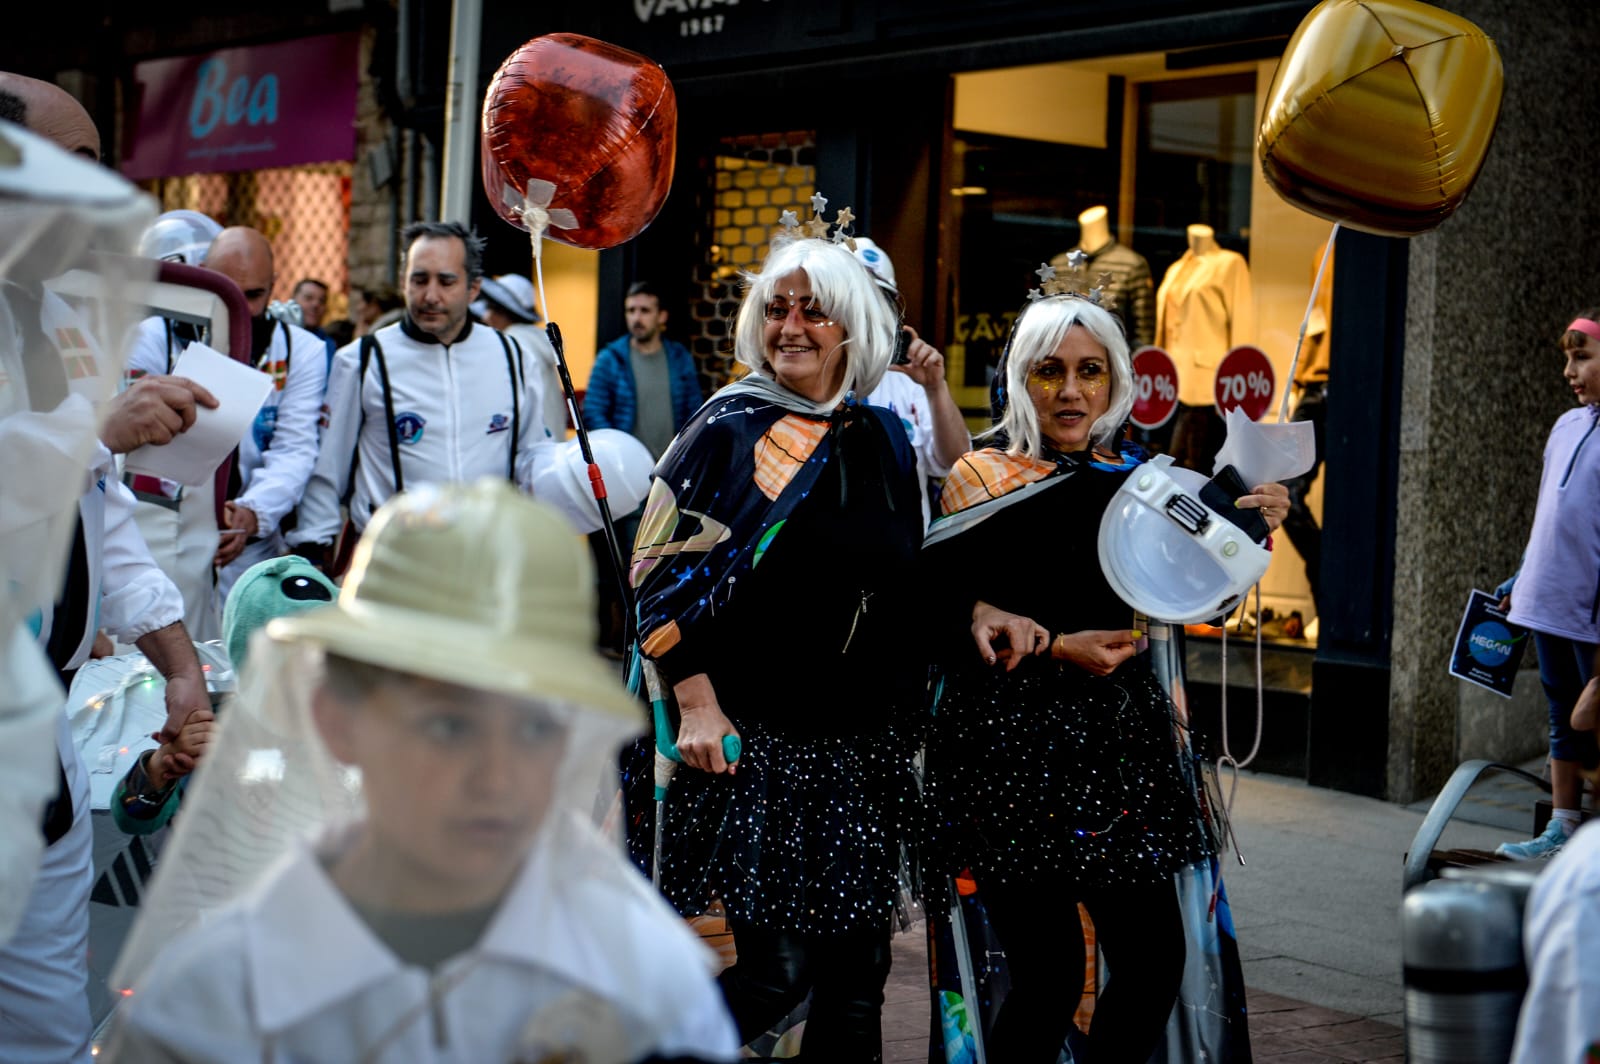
[630,234,926,1059]
[921,293,1288,1062]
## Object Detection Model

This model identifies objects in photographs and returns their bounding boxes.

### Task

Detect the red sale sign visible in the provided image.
[1214,345,1275,421]
[1130,346,1179,429]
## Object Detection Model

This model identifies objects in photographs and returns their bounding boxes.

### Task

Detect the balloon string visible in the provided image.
[523,197,552,331]
[1278,221,1341,423]
[534,250,550,341]
[1209,583,1265,916]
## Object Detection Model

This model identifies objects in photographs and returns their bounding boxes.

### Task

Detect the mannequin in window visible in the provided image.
[1156,223,1255,471]
[1050,206,1154,348]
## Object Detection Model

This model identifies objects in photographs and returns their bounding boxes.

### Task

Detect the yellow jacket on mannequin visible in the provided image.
[1155,225,1256,406]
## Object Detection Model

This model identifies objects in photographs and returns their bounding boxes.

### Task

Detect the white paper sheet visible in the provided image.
[1211,406,1316,485]
[122,343,272,486]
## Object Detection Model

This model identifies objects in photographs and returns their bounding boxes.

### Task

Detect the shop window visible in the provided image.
[142,162,354,320]
[941,55,1331,646]
[1132,74,1256,286]
[687,132,816,393]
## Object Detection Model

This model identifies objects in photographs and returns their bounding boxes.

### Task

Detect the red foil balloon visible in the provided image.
[481,34,677,251]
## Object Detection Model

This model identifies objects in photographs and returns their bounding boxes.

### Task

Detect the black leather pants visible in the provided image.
[718,919,893,1063]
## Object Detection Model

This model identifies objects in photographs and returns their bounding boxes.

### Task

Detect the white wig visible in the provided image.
[733,237,898,405]
[989,296,1133,457]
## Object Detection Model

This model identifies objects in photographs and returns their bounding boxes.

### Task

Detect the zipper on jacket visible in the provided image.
[842,591,873,653]
[1559,415,1599,487]
[430,973,450,1049]
[440,344,461,481]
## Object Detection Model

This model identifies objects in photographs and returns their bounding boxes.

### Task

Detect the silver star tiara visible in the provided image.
[1028,249,1111,304]
[775,191,858,251]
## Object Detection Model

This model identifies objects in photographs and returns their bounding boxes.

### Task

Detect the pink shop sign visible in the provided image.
[122,33,359,180]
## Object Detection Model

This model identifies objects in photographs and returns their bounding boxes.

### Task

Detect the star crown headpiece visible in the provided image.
[774,191,858,251]
[1027,249,1112,305]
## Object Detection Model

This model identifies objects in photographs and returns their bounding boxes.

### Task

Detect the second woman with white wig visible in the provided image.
[922,293,1288,1062]
[630,234,926,1059]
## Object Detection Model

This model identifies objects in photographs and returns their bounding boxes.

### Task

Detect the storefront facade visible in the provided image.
[121,33,363,317]
[475,0,1600,802]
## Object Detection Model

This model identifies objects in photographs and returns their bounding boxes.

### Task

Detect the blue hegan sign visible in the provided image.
[1449,589,1530,698]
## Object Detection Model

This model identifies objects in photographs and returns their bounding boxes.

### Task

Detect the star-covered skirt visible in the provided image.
[923,657,1212,899]
[657,716,918,937]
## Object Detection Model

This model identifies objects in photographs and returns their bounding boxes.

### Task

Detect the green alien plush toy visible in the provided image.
[110,557,336,835]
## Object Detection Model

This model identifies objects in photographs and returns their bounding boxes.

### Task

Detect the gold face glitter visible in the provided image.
[1028,364,1064,396]
[1027,328,1116,452]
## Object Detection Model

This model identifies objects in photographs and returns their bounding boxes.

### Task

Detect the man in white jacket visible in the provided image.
[292,221,579,561]
[200,227,327,600]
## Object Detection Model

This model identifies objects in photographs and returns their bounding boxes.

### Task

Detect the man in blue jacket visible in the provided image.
[583,282,702,461]
[582,283,702,653]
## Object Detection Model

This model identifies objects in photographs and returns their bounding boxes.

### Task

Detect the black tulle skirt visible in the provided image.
[656,714,918,937]
[923,656,1212,901]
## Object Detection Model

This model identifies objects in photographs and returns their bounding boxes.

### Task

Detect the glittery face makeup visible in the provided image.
[762,269,847,401]
[1027,326,1113,452]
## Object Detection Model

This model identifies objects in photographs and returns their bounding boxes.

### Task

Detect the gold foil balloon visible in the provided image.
[1258,0,1503,237]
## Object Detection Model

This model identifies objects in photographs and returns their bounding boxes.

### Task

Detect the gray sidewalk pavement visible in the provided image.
[1221,768,1521,1025]
[880,766,1540,1063]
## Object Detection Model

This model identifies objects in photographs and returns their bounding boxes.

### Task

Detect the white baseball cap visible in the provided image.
[473,272,540,323]
[851,236,897,295]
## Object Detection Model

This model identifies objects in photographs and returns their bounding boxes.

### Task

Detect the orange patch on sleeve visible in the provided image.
[641,621,682,658]
[752,415,829,501]
[939,450,1057,515]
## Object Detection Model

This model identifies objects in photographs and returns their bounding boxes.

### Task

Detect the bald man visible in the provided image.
[128,226,327,601]
[0,72,100,161]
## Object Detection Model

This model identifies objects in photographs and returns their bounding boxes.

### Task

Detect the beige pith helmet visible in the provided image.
[268,480,640,722]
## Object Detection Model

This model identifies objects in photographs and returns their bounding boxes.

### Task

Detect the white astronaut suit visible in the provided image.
[0,119,168,1062]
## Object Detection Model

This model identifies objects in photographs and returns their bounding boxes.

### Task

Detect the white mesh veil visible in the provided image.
[0,119,154,941]
[104,483,732,1063]
[109,636,643,990]
[0,118,155,635]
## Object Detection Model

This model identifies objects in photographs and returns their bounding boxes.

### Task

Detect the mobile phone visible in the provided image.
[1199,464,1269,543]
[892,328,912,366]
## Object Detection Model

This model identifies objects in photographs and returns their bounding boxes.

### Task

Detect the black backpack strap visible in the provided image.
[368,334,404,494]
[278,320,291,375]
[498,331,522,481]
[340,337,374,510]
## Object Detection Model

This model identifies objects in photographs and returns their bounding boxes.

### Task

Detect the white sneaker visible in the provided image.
[1495,819,1571,860]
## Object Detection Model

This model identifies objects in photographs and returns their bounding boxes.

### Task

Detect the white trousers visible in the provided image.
[0,713,93,1062]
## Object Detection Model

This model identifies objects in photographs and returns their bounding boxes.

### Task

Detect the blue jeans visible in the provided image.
[1534,631,1600,767]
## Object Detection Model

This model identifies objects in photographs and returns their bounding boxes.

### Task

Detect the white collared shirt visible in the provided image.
[126,316,328,535]
[866,371,948,529]
[110,817,739,1063]
[1511,821,1600,1064]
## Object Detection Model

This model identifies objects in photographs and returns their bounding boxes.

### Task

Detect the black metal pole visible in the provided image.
[544,321,635,651]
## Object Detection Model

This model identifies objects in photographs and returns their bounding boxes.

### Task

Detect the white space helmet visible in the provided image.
[553,429,655,535]
[1098,455,1271,624]
[137,209,221,266]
